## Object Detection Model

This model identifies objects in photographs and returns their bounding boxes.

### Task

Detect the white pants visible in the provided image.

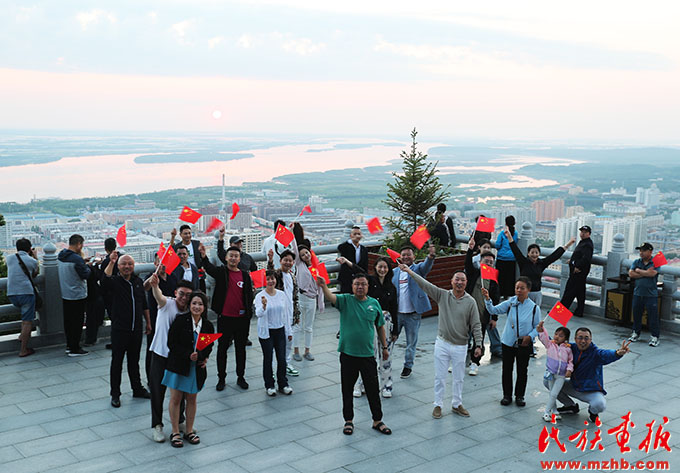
[434,338,467,409]
[294,295,316,350]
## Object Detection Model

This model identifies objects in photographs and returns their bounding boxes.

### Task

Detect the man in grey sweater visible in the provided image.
[398,265,482,419]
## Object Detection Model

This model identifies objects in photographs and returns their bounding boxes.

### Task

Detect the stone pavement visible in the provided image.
[1,307,679,472]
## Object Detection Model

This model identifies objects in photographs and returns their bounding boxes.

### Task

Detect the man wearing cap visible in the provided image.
[560,226,593,318]
[628,243,660,347]
[218,232,257,273]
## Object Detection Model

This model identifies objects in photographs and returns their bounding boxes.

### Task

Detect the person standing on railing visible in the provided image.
[58,234,92,357]
[337,226,369,294]
[7,238,39,357]
[560,225,594,318]
[495,216,518,299]
[506,229,576,308]
[627,242,660,347]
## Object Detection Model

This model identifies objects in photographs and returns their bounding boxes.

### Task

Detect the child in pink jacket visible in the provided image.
[537,321,573,421]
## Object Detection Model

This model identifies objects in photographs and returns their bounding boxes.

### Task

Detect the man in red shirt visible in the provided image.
[199,244,254,391]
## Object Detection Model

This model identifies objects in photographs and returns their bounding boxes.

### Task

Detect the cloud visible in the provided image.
[271,32,325,55]
[208,36,225,48]
[171,19,196,45]
[237,34,253,48]
[75,9,117,31]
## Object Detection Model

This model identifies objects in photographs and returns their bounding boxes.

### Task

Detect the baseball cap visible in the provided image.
[229,236,243,244]
[635,242,653,251]
[579,225,592,233]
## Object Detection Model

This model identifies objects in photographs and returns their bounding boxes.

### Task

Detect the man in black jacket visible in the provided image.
[199,244,254,391]
[560,226,594,318]
[171,245,200,290]
[171,225,205,291]
[436,203,457,247]
[102,253,151,408]
[337,226,368,294]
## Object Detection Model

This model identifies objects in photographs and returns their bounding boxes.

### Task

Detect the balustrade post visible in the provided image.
[660,273,677,321]
[40,242,64,335]
[603,233,626,318]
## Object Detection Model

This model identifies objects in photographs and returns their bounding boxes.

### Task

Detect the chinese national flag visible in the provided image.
[386,248,401,263]
[159,243,181,274]
[196,333,222,351]
[230,202,240,220]
[205,217,223,234]
[548,302,573,327]
[179,206,202,224]
[366,217,383,234]
[250,269,267,288]
[310,263,330,284]
[275,224,294,246]
[116,224,127,247]
[410,225,431,249]
[480,263,499,282]
[300,205,312,215]
[652,252,667,268]
[310,250,320,267]
[476,216,496,233]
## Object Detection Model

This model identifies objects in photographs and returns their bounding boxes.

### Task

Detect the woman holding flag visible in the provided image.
[162,291,215,448]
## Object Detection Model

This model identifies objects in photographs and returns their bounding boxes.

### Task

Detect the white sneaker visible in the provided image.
[353,387,362,398]
[266,388,277,396]
[448,366,452,373]
[649,336,659,347]
[152,425,165,443]
[628,332,639,342]
[543,413,554,422]
[280,386,293,395]
[286,364,300,376]
[468,364,479,376]
[381,388,392,398]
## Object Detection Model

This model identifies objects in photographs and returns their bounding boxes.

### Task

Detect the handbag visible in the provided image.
[16,253,43,310]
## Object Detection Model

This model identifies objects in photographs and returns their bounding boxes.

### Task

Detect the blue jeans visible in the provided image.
[632,295,659,338]
[487,324,502,356]
[548,378,607,415]
[398,312,421,369]
[9,294,36,322]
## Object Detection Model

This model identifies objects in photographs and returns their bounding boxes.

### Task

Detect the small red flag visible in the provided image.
[205,217,223,234]
[179,206,202,224]
[116,224,127,247]
[652,252,667,268]
[480,263,499,282]
[410,225,431,249]
[548,302,573,327]
[196,332,222,351]
[230,202,240,220]
[159,243,181,274]
[299,205,312,216]
[310,250,320,267]
[366,217,383,234]
[275,224,294,246]
[250,269,267,288]
[386,248,401,263]
[310,263,330,284]
[475,216,496,233]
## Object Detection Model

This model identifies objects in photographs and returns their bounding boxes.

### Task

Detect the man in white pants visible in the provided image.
[398,266,482,419]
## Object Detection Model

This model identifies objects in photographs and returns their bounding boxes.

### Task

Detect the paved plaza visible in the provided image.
[1,308,679,472]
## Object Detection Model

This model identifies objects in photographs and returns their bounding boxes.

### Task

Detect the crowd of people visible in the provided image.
[9,211,665,446]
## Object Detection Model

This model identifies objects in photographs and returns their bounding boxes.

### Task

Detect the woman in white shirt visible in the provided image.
[256,270,294,396]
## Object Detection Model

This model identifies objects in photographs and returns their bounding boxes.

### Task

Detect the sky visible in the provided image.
[1,0,679,142]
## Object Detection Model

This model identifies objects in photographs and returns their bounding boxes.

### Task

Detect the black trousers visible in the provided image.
[560,272,587,317]
[110,328,144,397]
[85,296,105,344]
[340,353,382,422]
[469,322,488,365]
[501,343,532,398]
[217,316,249,381]
[63,298,86,351]
[496,259,518,298]
[259,327,288,389]
[149,352,185,428]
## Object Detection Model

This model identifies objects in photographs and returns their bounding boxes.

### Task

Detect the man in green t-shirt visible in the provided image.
[317,273,392,436]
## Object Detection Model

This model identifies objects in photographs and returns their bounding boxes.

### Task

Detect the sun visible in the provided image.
[212,110,222,120]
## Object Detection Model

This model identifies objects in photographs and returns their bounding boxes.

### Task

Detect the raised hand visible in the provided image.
[428,244,436,257]
[616,340,631,356]
[268,249,274,261]
[198,243,206,258]
[149,273,159,287]
[468,237,476,250]
[171,228,177,239]
[504,227,513,242]
[481,287,490,300]
[537,320,544,333]
[109,250,119,264]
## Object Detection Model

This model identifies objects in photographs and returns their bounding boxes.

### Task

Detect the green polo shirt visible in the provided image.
[335,294,385,357]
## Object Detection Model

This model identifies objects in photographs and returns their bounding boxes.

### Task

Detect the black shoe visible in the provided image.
[105,343,112,349]
[500,397,512,406]
[133,388,151,399]
[68,348,89,357]
[111,396,121,408]
[216,380,226,391]
[246,339,253,346]
[237,377,249,390]
[515,397,526,407]
[589,410,599,423]
[557,403,579,414]
[336,331,340,339]
[400,367,412,379]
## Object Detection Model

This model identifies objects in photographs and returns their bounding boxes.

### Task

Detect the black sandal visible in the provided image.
[342,421,354,435]
[170,432,183,448]
[183,431,200,445]
[372,422,392,435]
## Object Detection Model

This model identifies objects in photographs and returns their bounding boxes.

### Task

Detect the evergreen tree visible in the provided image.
[383,129,450,241]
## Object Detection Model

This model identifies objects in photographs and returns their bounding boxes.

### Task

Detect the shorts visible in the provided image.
[9,294,36,322]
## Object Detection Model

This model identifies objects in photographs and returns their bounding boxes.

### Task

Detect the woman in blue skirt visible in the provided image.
[163,291,215,448]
